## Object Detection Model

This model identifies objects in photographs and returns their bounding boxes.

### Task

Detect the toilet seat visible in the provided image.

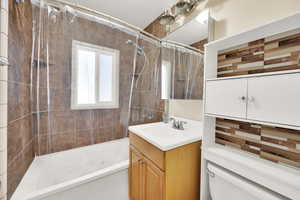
[207,163,287,200]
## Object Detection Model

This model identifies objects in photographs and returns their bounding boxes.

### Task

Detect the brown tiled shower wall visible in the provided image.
[216,29,300,169]
[32,10,120,155]
[7,0,34,198]
[31,8,163,156]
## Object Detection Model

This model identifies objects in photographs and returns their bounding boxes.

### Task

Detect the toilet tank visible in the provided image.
[207,163,287,200]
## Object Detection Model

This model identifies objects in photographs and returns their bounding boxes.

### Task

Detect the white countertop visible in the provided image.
[129,118,203,151]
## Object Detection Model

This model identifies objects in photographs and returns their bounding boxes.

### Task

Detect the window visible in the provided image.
[71,40,119,109]
[161,60,172,100]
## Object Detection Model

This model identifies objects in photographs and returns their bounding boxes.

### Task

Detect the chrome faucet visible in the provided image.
[169,117,187,130]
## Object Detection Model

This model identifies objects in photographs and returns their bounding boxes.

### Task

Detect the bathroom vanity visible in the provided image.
[128,120,203,200]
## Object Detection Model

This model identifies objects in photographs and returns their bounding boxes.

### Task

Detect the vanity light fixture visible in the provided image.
[175,0,192,15]
[159,9,176,25]
[159,0,205,26]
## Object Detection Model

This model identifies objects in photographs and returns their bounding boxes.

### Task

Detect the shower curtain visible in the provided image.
[129,35,164,125]
[31,0,163,156]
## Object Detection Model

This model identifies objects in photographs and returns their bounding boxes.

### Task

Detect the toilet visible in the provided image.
[207,163,286,200]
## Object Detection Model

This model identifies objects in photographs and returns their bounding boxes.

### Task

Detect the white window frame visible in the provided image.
[71,40,120,110]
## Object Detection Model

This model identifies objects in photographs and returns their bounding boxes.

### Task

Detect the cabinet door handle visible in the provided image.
[298,54,300,66]
[239,96,246,101]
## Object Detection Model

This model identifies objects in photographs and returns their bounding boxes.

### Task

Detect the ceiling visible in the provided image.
[65,0,177,29]
[164,19,208,45]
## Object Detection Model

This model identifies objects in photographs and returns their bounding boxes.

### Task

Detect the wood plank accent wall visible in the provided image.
[217,28,300,77]
[216,28,300,169]
[216,118,300,168]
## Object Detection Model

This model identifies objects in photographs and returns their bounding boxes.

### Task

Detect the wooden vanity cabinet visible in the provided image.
[130,146,164,200]
[129,132,201,200]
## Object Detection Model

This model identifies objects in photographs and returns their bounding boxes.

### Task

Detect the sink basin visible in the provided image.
[129,118,203,151]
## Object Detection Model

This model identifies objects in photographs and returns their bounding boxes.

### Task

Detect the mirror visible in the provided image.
[161,9,211,100]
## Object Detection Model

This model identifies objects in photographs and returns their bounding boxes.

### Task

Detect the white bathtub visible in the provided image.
[12,138,130,200]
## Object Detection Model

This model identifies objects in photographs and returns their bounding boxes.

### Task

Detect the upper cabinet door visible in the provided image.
[247,73,300,126]
[205,79,248,119]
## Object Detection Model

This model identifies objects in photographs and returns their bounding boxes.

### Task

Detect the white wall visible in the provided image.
[209,0,300,40]
[168,100,203,121]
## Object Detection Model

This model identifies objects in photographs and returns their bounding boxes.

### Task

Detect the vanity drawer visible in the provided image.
[129,132,165,170]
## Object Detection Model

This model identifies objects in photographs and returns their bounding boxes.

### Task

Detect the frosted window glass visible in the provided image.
[77,49,96,104]
[99,54,113,102]
[161,60,171,100]
[72,40,119,109]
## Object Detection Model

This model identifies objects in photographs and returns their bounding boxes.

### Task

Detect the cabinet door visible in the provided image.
[144,157,164,200]
[130,146,144,200]
[247,73,300,126]
[205,79,248,118]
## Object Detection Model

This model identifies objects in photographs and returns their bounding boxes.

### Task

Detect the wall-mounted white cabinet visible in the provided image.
[205,72,300,128]
[247,73,300,127]
[205,79,247,118]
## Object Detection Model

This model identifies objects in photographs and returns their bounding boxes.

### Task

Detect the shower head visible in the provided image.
[126,40,144,56]
[126,39,149,88]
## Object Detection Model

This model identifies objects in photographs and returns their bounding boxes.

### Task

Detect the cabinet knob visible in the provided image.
[239,96,246,101]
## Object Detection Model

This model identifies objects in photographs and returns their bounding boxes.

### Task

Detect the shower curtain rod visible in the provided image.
[163,40,204,54]
[32,0,161,39]
[30,0,204,54]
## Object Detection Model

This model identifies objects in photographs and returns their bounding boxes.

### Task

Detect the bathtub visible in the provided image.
[12,138,130,200]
